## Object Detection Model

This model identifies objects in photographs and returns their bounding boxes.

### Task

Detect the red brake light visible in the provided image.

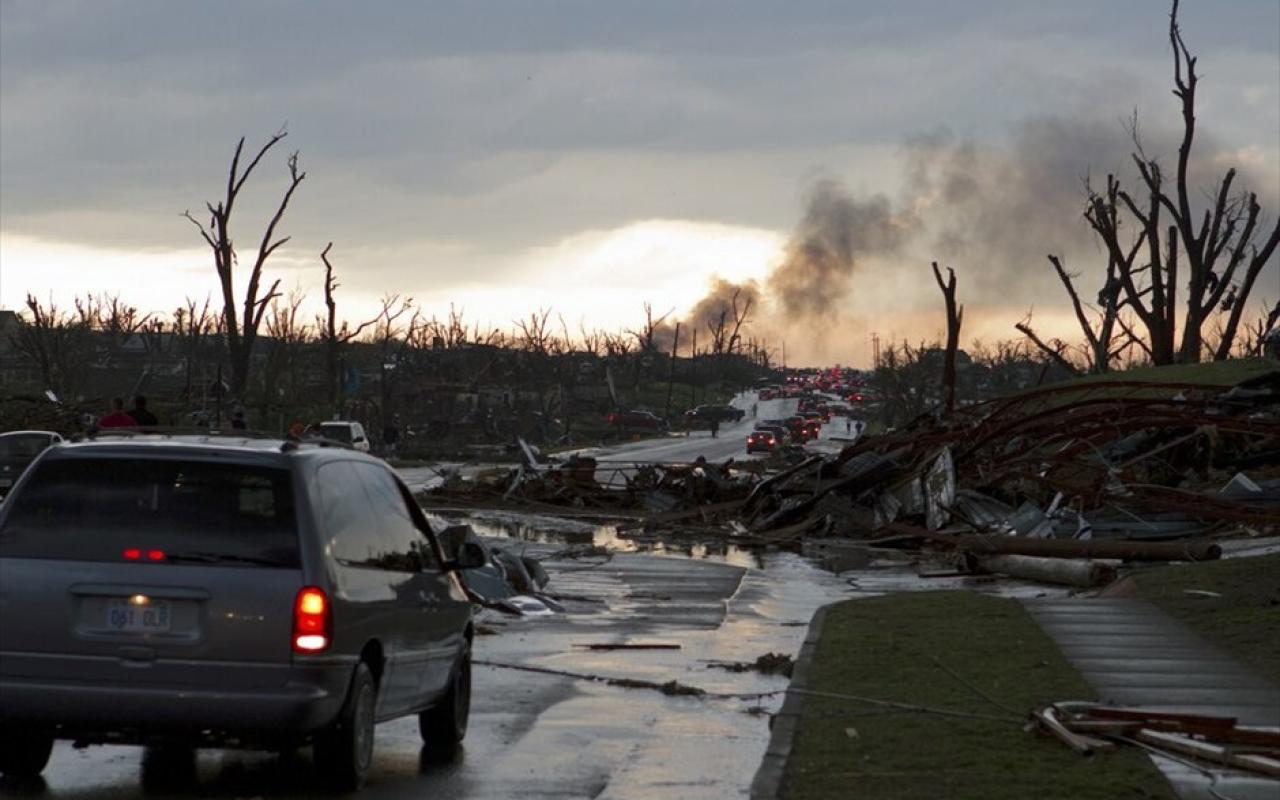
[122,548,141,560]
[147,549,166,561]
[293,586,331,653]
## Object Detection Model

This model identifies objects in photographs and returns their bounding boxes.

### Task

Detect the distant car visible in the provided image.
[0,431,63,500]
[684,404,745,424]
[318,421,370,451]
[784,415,807,438]
[607,410,667,431]
[746,430,779,453]
[0,433,483,788]
[755,422,789,439]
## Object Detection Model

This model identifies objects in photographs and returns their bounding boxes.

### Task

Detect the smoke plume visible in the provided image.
[767,179,911,321]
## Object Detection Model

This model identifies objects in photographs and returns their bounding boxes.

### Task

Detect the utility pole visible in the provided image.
[690,328,698,408]
[871,332,880,369]
[664,322,680,422]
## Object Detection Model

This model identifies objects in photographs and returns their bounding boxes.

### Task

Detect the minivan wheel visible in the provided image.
[0,727,53,778]
[140,744,196,792]
[418,645,470,761]
[315,662,377,792]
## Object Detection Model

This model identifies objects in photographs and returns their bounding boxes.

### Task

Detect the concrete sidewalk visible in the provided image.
[1023,597,1280,800]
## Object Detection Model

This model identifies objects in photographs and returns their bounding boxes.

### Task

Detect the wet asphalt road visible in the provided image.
[3,543,853,799]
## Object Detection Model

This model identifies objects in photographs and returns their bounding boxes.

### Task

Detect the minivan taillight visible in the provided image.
[293,586,331,653]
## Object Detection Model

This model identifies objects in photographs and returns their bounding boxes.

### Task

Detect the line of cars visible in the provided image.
[746,413,823,453]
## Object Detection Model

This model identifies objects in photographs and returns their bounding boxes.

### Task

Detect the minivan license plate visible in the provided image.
[107,599,172,633]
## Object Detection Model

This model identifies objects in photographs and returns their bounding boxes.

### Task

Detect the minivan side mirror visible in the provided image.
[448,541,487,571]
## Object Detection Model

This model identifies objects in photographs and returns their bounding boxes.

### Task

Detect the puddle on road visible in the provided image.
[426,510,766,570]
[426,508,1072,601]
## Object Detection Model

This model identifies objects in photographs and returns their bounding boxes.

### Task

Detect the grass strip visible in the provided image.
[780,591,1174,800]
[1130,552,1280,686]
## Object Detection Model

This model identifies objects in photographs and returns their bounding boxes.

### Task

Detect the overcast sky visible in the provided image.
[2,0,1277,365]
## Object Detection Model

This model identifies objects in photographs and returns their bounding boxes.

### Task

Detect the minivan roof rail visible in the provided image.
[72,426,280,441]
[69,427,362,453]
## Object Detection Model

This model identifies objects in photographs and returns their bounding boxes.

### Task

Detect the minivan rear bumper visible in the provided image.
[0,665,351,744]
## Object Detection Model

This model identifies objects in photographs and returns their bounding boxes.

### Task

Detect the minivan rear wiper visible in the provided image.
[164,551,294,568]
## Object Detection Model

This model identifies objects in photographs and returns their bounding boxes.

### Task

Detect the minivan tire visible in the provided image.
[315,662,377,792]
[418,646,470,761]
[0,727,53,778]
[140,744,196,792]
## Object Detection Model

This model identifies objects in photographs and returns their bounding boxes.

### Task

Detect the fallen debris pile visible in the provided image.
[421,450,759,521]
[1035,703,1280,778]
[742,371,1280,568]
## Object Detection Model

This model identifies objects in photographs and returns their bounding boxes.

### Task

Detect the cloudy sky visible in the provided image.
[2,0,1277,365]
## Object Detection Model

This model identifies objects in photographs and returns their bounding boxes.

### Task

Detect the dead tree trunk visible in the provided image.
[317,243,380,411]
[184,131,305,398]
[931,262,963,415]
[1086,1,1280,364]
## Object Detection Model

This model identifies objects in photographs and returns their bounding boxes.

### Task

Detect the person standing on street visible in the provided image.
[709,418,720,438]
[97,397,135,428]
[129,396,159,427]
[383,418,401,458]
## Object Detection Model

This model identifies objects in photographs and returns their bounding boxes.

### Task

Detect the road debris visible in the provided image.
[705,652,796,678]
[1035,703,1280,778]
[574,642,682,651]
[436,524,560,615]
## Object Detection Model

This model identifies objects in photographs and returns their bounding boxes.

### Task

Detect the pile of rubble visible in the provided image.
[422,451,760,517]
[739,370,1279,576]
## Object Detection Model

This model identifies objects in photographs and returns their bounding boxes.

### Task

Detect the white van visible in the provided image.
[318,421,370,452]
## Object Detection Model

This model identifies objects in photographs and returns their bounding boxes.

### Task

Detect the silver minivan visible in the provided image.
[0,433,482,790]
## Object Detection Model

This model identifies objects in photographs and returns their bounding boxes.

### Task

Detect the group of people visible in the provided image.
[96,396,159,429]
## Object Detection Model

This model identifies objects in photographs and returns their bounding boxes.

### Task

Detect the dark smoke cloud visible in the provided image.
[680,110,1276,365]
[900,115,1277,301]
[687,276,762,333]
[767,179,911,320]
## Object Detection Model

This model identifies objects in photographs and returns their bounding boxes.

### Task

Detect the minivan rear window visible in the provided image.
[0,458,299,567]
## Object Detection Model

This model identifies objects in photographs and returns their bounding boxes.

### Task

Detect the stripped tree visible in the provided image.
[1082,1,1279,364]
[931,262,964,414]
[184,130,305,397]
[317,243,380,409]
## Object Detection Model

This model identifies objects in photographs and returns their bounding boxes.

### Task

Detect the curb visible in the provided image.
[749,602,834,800]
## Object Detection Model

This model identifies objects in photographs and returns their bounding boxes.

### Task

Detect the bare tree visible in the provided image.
[1083,2,1280,364]
[578,322,606,357]
[264,289,313,407]
[184,130,306,396]
[317,243,380,409]
[9,294,93,398]
[931,262,964,414]
[626,302,674,353]
[172,296,219,405]
[369,293,413,421]
[1015,313,1082,377]
[513,308,558,355]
